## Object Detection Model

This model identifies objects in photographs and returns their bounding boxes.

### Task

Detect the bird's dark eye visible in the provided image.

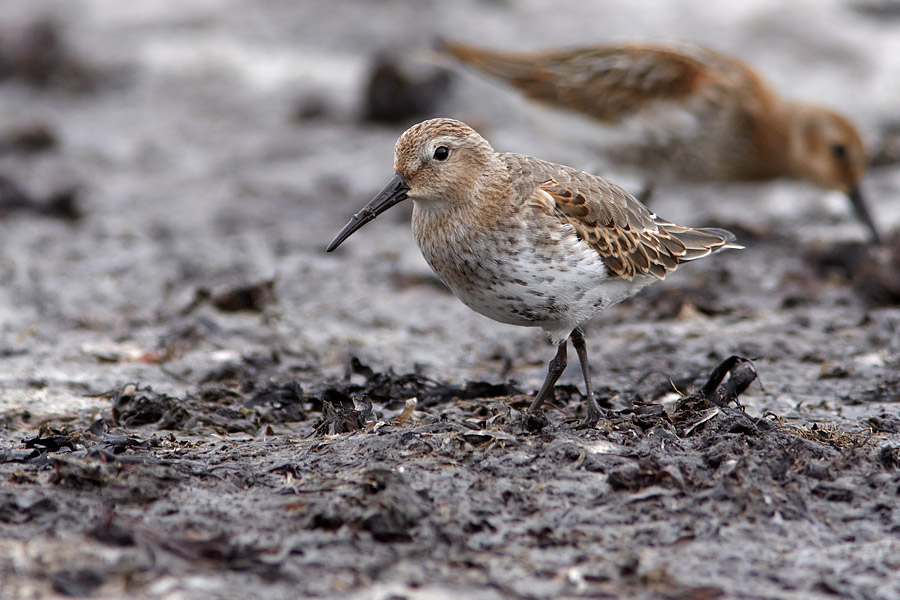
[831,143,848,160]
[433,146,450,161]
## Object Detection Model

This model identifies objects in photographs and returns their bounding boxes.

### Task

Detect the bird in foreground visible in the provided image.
[327,118,741,425]
[441,41,881,243]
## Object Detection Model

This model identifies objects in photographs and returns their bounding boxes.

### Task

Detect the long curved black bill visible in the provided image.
[848,186,882,244]
[326,173,410,252]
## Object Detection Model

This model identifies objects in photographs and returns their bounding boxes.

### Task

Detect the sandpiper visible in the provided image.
[327,118,741,425]
[441,41,881,243]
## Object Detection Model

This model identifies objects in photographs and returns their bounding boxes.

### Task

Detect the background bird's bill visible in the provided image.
[847,186,881,244]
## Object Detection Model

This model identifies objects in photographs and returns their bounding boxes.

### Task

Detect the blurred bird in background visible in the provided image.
[441,41,881,243]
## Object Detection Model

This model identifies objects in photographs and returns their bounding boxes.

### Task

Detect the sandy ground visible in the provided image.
[1,0,900,598]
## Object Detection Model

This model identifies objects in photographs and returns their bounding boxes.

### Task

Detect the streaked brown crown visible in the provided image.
[392,118,504,208]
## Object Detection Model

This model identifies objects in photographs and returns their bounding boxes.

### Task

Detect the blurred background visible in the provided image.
[0,0,899,420]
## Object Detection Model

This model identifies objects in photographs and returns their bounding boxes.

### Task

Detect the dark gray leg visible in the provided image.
[571,327,603,426]
[528,341,567,414]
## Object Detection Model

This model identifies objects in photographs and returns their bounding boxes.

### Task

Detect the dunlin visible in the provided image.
[327,118,740,425]
[441,41,881,243]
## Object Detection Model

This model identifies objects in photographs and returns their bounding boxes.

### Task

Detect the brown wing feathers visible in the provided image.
[543,181,736,279]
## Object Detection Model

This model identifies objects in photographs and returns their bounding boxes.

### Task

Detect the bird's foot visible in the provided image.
[578,397,605,429]
[524,409,550,432]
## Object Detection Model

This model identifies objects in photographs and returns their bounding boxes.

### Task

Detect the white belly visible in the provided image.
[417,221,654,345]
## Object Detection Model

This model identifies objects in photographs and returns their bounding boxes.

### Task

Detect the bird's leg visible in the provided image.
[528,340,567,414]
[570,327,603,426]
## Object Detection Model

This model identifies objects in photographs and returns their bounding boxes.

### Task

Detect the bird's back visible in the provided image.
[443,42,747,122]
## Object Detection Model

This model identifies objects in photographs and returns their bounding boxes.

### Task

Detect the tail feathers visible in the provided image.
[662,224,743,262]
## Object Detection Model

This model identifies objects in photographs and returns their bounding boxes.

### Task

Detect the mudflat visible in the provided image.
[1,1,899,598]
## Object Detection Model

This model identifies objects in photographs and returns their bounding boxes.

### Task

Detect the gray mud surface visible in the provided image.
[2,1,900,599]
